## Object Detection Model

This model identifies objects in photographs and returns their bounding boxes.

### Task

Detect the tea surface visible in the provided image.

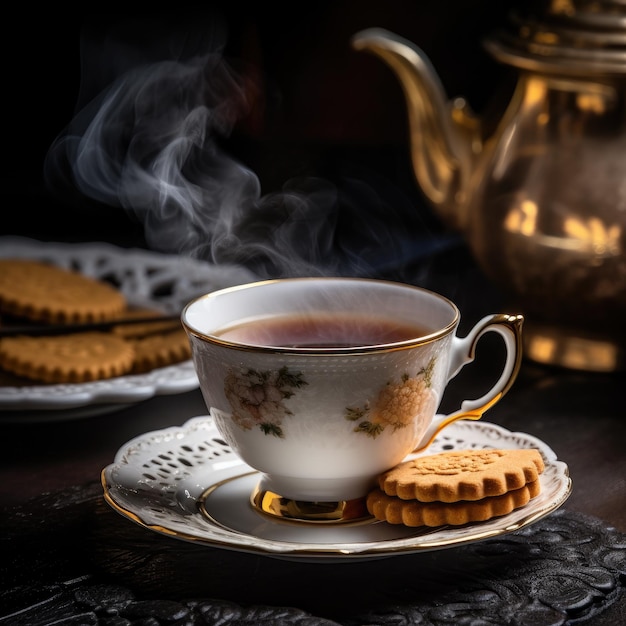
[214,313,429,348]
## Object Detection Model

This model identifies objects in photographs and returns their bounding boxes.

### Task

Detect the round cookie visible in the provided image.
[0,332,135,383]
[0,259,126,324]
[379,448,545,502]
[367,479,541,527]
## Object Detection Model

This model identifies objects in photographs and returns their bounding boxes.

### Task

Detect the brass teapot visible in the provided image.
[352,1,626,372]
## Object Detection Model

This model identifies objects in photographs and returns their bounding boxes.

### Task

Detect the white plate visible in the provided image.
[0,236,253,419]
[102,415,572,562]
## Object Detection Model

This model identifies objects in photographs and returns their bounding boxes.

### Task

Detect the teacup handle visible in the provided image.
[414,313,524,452]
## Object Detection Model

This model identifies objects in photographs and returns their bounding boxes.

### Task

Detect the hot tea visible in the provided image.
[214,312,430,348]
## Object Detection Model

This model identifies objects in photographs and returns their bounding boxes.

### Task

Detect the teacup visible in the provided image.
[182,277,523,523]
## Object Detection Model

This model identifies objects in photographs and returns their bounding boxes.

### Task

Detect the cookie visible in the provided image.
[379,448,545,502]
[0,332,135,383]
[0,259,126,324]
[367,479,541,527]
[128,327,191,374]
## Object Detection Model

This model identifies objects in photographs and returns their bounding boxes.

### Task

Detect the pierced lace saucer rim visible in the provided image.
[102,415,572,561]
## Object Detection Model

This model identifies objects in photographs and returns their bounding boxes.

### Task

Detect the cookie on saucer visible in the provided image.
[0,258,126,324]
[367,448,545,527]
[0,332,135,383]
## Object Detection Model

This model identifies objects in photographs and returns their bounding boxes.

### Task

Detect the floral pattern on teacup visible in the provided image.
[345,357,437,438]
[224,366,307,438]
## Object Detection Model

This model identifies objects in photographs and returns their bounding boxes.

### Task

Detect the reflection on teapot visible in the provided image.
[352,0,626,372]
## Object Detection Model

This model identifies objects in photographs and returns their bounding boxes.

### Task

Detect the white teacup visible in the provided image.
[182,278,523,522]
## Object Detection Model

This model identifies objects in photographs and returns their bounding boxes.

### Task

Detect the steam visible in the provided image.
[44,15,445,281]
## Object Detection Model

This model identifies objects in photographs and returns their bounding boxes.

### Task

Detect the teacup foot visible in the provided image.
[251,485,372,524]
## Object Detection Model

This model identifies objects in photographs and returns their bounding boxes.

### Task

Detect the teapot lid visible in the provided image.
[484,0,626,75]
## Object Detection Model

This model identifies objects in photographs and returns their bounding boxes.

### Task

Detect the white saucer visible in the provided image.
[102,415,572,561]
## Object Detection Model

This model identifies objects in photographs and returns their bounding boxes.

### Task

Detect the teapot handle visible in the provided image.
[414,313,524,451]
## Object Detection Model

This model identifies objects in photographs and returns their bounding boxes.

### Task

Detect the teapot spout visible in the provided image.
[352,28,480,231]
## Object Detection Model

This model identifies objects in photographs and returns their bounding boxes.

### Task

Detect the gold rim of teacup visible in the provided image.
[181,277,460,355]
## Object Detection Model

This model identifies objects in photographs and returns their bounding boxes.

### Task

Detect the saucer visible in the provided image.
[102,415,571,561]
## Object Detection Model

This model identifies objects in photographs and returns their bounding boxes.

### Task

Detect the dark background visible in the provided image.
[1,2,515,265]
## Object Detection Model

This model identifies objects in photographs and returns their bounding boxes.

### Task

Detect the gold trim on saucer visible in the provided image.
[101,416,573,561]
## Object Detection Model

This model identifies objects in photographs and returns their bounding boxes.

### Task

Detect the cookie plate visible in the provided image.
[102,415,572,561]
[0,236,253,419]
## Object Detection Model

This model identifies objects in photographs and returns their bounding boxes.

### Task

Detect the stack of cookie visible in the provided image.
[0,259,191,384]
[367,448,545,527]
